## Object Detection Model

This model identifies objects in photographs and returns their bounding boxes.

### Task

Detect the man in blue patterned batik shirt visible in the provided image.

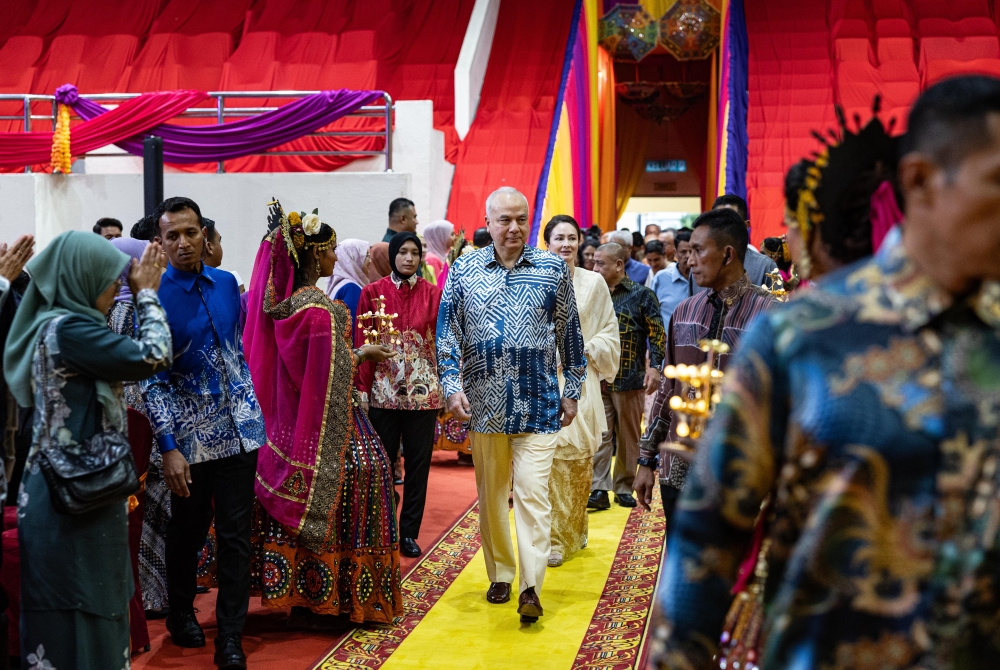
[649,76,1000,670]
[437,186,586,624]
[143,197,265,669]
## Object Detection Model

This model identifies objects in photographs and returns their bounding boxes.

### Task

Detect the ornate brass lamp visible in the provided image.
[662,338,730,440]
[357,295,400,346]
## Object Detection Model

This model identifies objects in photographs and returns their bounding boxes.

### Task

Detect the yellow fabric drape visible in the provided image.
[639,0,678,18]
[597,47,617,232]
[615,102,653,222]
[540,102,576,244]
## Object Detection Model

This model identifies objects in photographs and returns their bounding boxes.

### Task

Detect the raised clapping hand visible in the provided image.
[0,235,34,282]
[129,241,164,295]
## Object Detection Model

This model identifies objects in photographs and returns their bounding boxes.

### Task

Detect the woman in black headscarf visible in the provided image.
[353,232,447,558]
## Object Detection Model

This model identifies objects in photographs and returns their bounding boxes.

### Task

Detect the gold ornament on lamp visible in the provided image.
[357,295,400,347]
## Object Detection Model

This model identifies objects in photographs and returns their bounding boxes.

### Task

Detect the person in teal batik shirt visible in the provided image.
[652,76,1000,669]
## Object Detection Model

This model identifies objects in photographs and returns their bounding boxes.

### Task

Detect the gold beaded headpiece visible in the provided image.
[266,198,336,265]
[789,97,899,279]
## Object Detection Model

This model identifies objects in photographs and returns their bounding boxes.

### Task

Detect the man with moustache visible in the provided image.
[143,196,265,669]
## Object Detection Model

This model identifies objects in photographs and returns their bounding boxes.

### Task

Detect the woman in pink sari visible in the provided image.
[244,202,401,630]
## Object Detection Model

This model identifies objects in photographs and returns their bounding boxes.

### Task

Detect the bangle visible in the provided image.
[352,347,365,360]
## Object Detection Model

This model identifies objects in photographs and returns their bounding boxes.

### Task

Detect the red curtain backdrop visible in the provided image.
[747,0,1000,242]
[445,0,577,232]
[0,0,475,173]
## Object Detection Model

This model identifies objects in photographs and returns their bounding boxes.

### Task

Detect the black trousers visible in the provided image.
[367,408,438,539]
[166,449,257,635]
[660,483,681,538]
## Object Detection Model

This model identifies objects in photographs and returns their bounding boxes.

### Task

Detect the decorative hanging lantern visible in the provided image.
[616,81,708,122]
[659,0,721,61]
[599,4,659,62]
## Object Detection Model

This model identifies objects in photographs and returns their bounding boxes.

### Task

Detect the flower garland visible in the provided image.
[50,102,72,174]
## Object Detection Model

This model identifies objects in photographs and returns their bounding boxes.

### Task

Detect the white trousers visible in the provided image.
[471,431,558,595]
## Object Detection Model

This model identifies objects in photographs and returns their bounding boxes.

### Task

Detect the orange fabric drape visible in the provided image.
[614,102,653,222]
[597,47,617,232]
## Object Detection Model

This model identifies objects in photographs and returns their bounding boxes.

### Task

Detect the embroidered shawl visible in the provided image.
[244,229,355,552]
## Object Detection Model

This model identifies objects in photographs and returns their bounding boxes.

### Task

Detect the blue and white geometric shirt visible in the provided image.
[436,243,586,435]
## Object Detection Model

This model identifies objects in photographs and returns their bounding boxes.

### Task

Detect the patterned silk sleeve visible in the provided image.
[436,257,465,398]
[643,287,666,370]
[140,287,183,451]
[58,288,172,382]
[640,313,679,460]
[554,260,586,400]
[654,314,787,669]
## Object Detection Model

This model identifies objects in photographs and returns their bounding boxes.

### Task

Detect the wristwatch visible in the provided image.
[637,455,659,470]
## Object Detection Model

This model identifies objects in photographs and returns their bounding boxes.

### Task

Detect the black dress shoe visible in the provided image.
[587,490,610,510]
[486,582,511,604]
[166,611,205,648]
[517,587,543,623]
[615,493,638,508]
[214,632,246,670]
[400,538,422,558]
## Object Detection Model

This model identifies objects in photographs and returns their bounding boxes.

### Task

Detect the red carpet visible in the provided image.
[132,451,478,669]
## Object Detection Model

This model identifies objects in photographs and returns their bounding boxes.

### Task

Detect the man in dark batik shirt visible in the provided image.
[634,208,774,525]
[647,76,1000,670]
[589,242,664,509]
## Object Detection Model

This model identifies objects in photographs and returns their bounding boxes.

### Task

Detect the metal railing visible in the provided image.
[0,90,394,174]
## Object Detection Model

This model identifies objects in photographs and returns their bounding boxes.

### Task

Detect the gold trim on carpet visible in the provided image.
[311,502,482,669]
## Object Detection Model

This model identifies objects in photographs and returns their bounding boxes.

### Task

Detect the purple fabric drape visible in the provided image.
[56,85,384,164]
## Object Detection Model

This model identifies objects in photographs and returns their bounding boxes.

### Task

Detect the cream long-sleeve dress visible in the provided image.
[550,267,620,558]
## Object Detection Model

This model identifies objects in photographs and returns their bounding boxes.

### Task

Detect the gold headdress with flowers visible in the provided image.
[266,198,336,265]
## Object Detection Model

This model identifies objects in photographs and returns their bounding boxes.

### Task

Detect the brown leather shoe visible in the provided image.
[517,587,543,622]
[486,582,511,604]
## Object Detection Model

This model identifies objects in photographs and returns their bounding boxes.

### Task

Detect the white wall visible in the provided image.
[454,0,500,140]
[0,171,411,284]
[392,100,455,224]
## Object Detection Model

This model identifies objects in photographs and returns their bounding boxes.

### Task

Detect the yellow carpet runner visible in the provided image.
[315,492,664,669]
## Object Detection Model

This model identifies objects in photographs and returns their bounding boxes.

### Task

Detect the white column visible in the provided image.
[454,0,501,140]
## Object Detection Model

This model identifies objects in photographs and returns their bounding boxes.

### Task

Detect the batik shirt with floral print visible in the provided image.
[652,228,1000,670]
[142,263,264,464]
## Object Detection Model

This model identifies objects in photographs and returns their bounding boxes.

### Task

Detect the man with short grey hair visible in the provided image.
[437,186,586,624]
[610,230,653,287]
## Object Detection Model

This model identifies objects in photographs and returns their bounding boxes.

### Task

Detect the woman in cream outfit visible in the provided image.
[542,215,620,566]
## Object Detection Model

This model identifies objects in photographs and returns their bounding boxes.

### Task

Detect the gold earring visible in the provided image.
[314,256,321,276]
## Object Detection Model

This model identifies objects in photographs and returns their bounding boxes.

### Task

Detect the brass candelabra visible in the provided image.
[662,338,730,439]
[357,295,400,346]
[764,268,789,302]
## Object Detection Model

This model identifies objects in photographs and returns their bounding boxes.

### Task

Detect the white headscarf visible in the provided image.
[423,220,454,264]
[325,238,371,298]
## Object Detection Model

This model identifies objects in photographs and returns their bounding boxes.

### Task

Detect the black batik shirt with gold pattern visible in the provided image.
[608,275,665,392]
[652,228,1000,670]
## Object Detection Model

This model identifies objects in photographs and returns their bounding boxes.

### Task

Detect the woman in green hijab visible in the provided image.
[3,231,171,669]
